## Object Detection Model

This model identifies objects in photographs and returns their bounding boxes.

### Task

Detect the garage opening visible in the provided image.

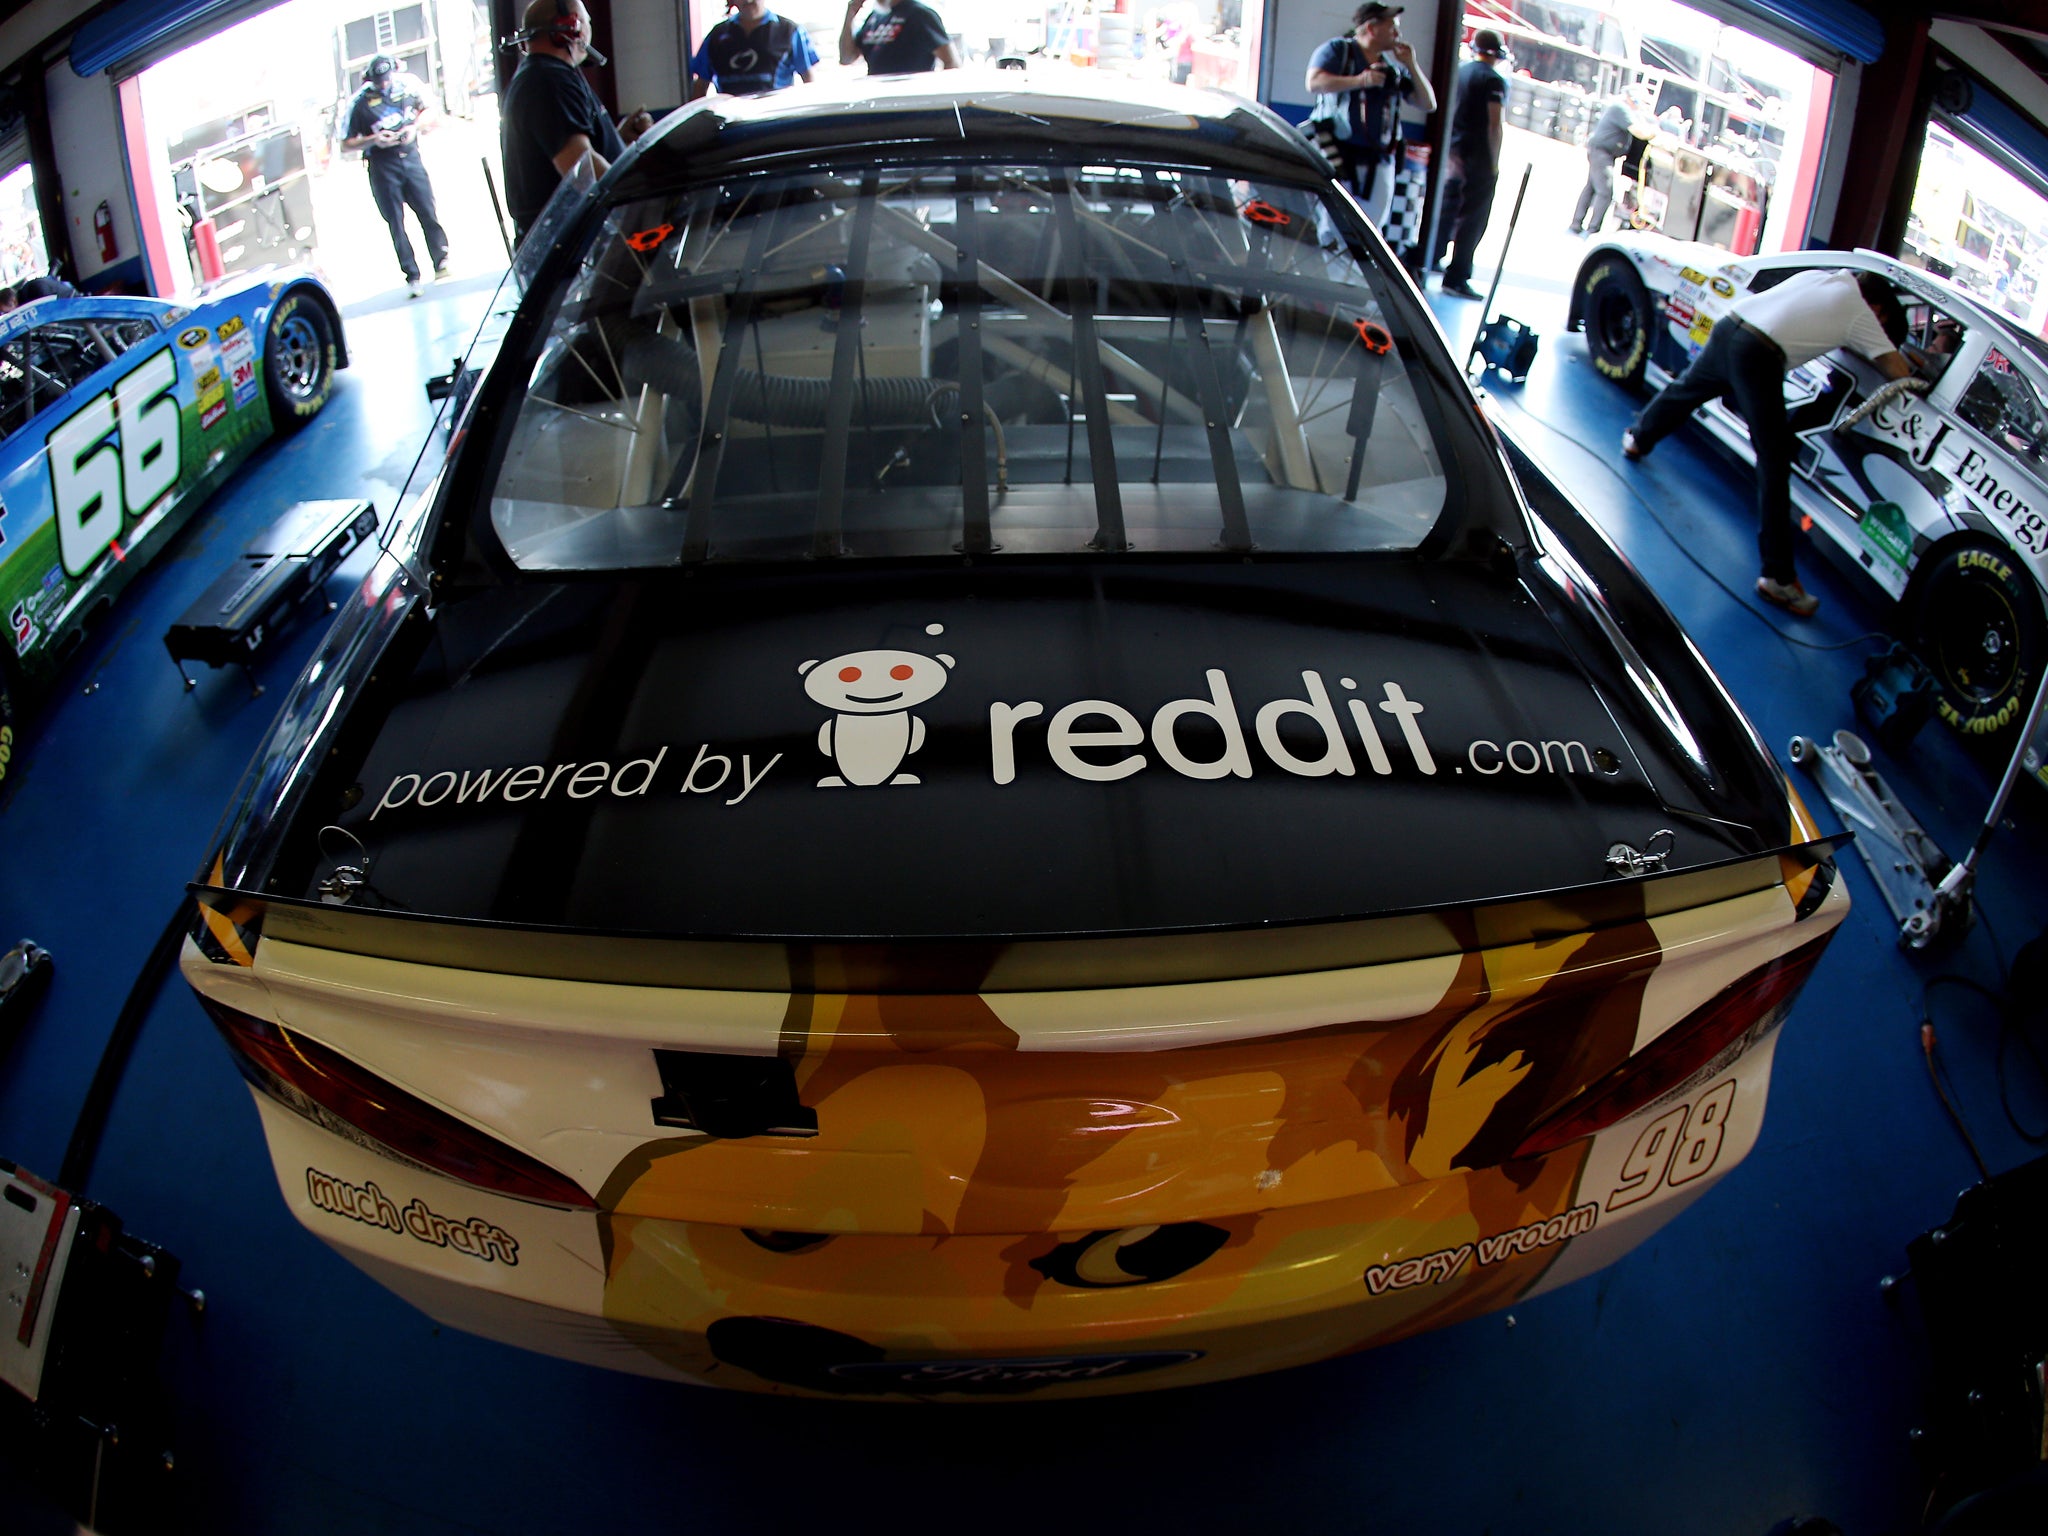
[128,0,503,305]
[0,159,49,293]
[1445,1,1833,305]
[1906,122,2048,334]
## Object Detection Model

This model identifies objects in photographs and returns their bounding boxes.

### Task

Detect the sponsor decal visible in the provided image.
[1873,409,2048,558]
[10,600,36,652]
[160,307,191,327]
[177,325,211,349]
[1687,311,1714,348]
[215,314,246,341]
[223,331,259,406]
[1365,1202,1601,1295]
[373,746,691,818]
[197,364,228,429]
[1709,275,1736,298]
[1858,498,1912,568]
[1677,266,1708,287]
[304,1168,519,1264]
[826,1351,1201,1390]
[1664,297,1695,329]
[802,626,954,786]
[369,638,1616,820]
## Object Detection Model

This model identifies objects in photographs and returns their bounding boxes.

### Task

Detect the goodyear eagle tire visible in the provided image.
[1909,537,2046,739]
[1581,254,1652,387]
[264,292,336,432]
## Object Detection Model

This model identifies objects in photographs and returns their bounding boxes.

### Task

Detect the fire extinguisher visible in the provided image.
[93,200,116,263]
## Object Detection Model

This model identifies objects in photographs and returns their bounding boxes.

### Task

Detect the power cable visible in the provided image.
[57,901,191,1194]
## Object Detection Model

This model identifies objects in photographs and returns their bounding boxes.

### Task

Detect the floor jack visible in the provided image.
[1790,667,2048,947]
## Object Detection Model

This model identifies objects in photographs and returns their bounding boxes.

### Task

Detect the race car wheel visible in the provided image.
[264,292,336,431]
[1909,537,2047,739]
[1581,255,1652,387]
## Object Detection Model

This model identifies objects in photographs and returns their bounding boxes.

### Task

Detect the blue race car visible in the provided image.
[0,271,347,785]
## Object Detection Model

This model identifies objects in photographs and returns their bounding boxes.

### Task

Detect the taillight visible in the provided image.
[1513,934,1830,1159]
[198,995,596,1210]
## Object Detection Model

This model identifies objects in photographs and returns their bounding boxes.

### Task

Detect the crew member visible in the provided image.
[1435,29,1508,298]
[342,55,449,297]
[1624,269,1910,617]
[693,0,819,96]
[1570,85,1649,236]
[841,0,961,75]
[1306,3,1436,233]
[500,0,654,243]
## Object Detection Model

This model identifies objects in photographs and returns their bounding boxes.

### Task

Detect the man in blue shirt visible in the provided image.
[1306,3,1436,233]
[692,0,820,97]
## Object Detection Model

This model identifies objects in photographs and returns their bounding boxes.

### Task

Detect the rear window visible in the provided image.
[487,159,1474,570]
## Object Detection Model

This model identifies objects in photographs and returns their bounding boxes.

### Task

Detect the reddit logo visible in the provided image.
[799,624,954,787]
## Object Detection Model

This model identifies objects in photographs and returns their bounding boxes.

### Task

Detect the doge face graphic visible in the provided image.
[802,649,952,713]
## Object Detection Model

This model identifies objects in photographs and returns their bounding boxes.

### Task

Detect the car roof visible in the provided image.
[612,75,1334,199]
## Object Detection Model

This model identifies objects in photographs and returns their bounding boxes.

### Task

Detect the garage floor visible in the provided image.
[2,259,2045,1536]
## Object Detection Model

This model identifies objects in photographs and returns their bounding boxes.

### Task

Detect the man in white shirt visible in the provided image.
[1623,268,1910,616]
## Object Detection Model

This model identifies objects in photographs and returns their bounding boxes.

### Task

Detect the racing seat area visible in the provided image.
[490,165,1449,570]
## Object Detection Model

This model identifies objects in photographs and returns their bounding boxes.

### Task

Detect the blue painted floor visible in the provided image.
[1,260,2044,1535]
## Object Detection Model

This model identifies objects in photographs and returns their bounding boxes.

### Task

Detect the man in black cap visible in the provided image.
[1306,3,1435,233]
[1435,29,1509,298]
[342,55,449,297]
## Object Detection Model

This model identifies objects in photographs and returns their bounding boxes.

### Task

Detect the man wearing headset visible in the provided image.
[500,0,654,243]
[342,54,449,297]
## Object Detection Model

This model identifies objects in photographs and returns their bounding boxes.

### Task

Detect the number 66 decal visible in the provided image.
[50,347,182,578]
[1605,1081,1737,1212]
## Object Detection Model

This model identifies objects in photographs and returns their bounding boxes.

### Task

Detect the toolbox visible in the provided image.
[163,498,377,695]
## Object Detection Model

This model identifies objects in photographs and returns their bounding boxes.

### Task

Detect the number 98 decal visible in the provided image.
[49,348,182,578]
[1605,1081,1737,1212]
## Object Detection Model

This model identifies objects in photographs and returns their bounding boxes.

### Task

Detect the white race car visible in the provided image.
[1569,235,2048,766]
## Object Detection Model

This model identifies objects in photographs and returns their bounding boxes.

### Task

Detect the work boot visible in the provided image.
[1756,576,1820,617]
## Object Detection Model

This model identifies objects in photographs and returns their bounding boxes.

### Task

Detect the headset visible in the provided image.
[504,0,609,67]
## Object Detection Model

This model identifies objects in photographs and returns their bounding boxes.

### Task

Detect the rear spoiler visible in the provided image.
[192,836,1848,994]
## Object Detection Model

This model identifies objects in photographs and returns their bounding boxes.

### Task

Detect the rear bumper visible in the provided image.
[245,1024,1783,1399]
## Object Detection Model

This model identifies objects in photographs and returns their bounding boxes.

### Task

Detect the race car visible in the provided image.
[1569,235,2048,761]
[181,78,1847,1400]
[0,273,346,783]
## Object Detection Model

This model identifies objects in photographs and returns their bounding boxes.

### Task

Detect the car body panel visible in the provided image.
[1572,234,2048,760]
[188,860,1840,1399]
[0,273,344,695]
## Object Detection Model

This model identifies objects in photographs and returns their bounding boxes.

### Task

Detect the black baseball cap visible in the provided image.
[1353,3,1403,24]
[366,54,397,81]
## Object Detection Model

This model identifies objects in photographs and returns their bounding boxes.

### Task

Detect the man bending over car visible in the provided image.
[1623,269,1909,618]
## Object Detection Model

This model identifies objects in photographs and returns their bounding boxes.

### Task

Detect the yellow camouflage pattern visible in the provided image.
[593,875,1836,1398]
